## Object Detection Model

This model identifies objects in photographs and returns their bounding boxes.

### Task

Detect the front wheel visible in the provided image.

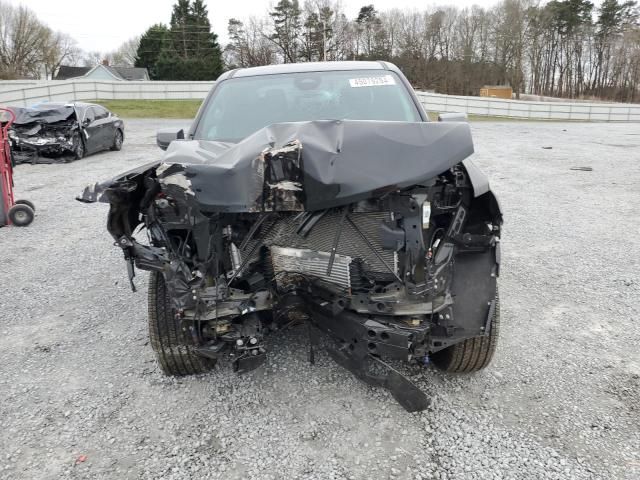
[111,129,123,151]
[73,134,85,160]
[431,289,500,373]
[148,271,215,376]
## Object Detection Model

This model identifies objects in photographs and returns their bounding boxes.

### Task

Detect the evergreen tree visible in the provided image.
[170,0,192,57]
[154,0,222,80]
[355,5,387,59]
[270,0,302,63]
[318,6,334,60]
[154,46,182,80]
[301,12,321,61]
[300,6,333,62]
[134,24,169,79]
[592,0,639,95]
[597,0,638,36]
[189,0,223,78]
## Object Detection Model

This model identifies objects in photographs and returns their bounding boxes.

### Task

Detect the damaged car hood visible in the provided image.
[80,119,474,212]
[10,104,76,125]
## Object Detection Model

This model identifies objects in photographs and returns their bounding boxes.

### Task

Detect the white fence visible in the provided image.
[0,80,638,122]
[0,80,46,90]
[415,91,640,122]
[0,80,215,106]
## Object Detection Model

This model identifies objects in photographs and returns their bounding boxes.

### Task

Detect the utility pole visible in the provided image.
[322,18,327,61]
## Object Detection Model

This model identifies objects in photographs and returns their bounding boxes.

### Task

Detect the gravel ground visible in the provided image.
[1,119,638,480]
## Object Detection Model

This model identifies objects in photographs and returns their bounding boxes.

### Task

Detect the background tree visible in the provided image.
[161,0,222,79]
[226,18,249,67]
[1,0,637,102]
[301,10,323,61]
[225,17,276,68]
[81,51,103,67]
[0,3,81,79]
[109,36,140,66]
[169,0,192,58]
[299,2,335,61]
[42,32,80,78]
[270,0,302,63]
[0,3,50,78]
[135,24,170,79]
[226,0,640,101]
[355,5,385,58]
[592,0,639,97]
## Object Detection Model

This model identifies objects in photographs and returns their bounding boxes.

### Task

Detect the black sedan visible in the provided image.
[8,102,124,164]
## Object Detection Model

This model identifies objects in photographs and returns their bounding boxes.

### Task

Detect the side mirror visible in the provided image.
[438,112,468,122]
[156,128,185,150]
[82,118,91,127]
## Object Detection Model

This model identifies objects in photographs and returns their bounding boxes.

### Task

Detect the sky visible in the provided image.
[8,0,508,53]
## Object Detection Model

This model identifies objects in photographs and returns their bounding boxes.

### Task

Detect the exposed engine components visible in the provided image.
[78,119,502,412]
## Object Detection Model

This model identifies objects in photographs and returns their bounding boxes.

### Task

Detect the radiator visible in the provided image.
[270,246,352,289]
[239,211,398,288]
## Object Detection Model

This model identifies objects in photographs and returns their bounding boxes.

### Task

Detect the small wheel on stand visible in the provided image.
[8,204,34,227]
[14,199,35,212]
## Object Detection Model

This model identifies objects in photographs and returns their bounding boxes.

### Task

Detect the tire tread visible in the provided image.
[432,288,500,373]
[147,271,214,376]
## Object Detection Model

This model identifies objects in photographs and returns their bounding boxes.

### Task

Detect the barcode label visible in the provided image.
[349,75,396,88]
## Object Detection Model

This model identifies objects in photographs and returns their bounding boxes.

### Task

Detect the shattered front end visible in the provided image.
[8,105,80,164]
[79,120,502,411]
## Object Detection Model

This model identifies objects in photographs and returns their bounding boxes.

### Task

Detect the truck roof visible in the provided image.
[219,61,399,81]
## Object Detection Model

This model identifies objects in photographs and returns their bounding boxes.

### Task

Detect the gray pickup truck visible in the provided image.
[79,61,502,412]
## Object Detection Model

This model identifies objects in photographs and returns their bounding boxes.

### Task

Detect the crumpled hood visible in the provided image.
[8,105,76,126]
[79,119,474,212]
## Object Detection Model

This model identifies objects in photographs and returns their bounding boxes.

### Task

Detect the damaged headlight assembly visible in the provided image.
[78,65,503,412]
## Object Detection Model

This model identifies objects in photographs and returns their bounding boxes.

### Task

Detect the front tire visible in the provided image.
[148,271,215,376]
[73,134,85,160]
[431,289,500,373]
[111,129,123,151]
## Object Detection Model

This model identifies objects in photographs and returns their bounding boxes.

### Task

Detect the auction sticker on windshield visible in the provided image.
[349,75,396,88]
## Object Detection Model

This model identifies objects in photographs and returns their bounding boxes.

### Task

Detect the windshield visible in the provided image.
[194,70,422,142]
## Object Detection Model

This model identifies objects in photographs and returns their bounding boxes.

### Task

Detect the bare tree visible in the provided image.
[0,3,50,79]
[224,0,640,102]
[81,51,103,67]
[225,17,276,68]
[42,32,80,78]
[109,36,140,66]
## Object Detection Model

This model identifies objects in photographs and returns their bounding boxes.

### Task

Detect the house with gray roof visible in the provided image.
[54,63,149,81]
